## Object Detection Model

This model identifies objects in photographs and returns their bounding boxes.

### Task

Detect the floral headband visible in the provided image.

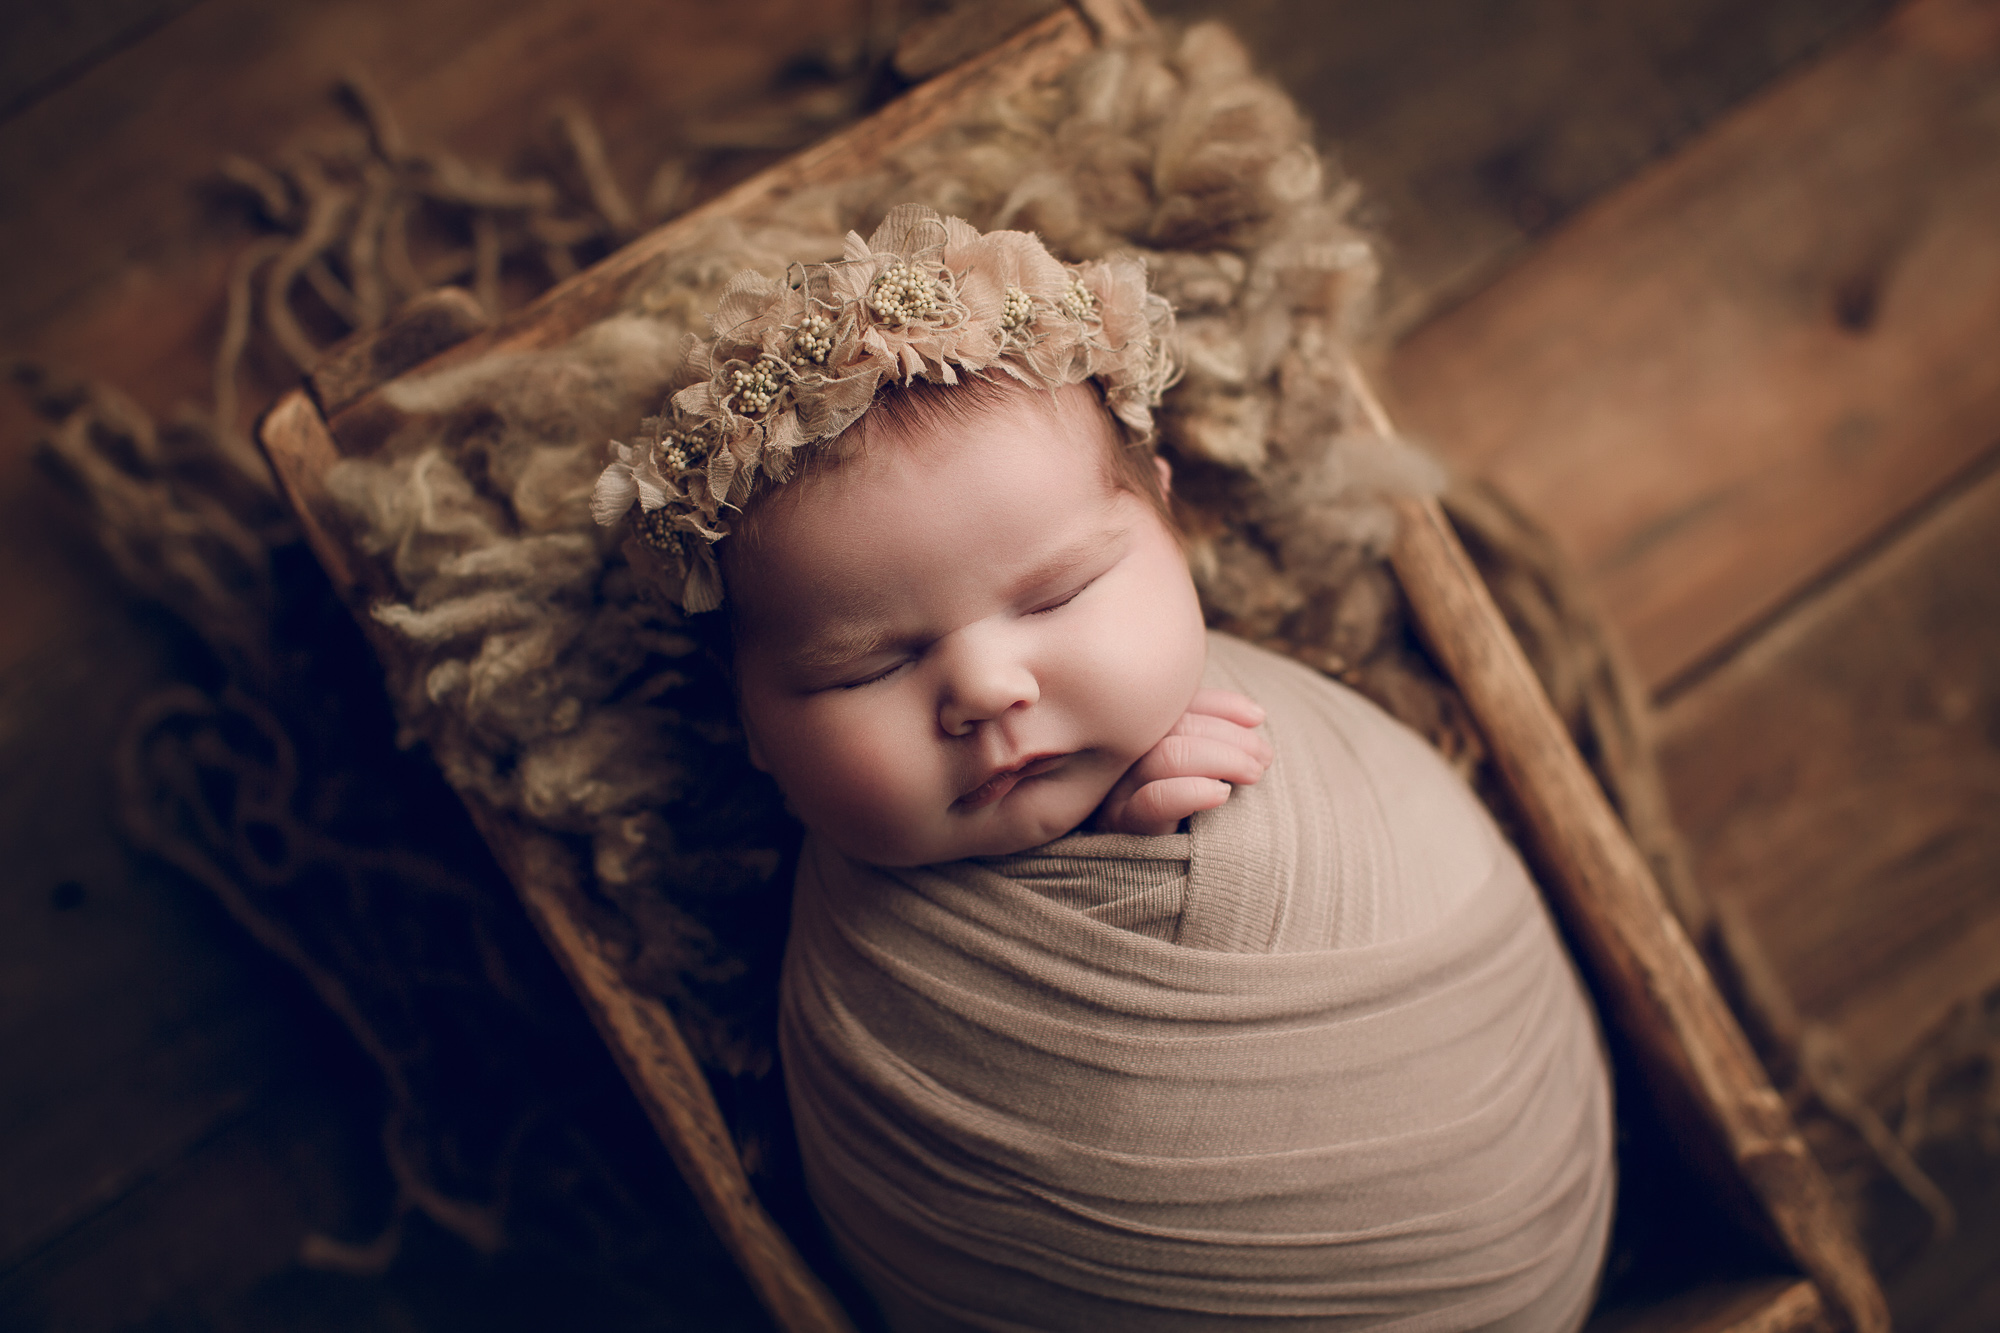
[589,204,1179,612]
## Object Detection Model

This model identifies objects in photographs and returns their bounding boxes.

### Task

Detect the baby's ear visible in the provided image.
[735,708,772,772]
[1154,454,1173,496]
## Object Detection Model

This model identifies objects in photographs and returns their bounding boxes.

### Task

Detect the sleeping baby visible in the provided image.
[593,205,1613,1331]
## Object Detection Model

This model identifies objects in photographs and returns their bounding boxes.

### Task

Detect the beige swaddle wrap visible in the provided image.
[780,633,1613,1331]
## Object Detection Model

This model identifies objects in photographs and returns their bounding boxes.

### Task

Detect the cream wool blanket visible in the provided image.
[780,633,1613,1331]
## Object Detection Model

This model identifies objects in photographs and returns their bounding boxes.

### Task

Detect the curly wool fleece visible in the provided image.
[325,21,1441,1079]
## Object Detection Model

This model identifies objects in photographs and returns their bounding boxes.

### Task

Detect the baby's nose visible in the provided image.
[937,637,1039,737]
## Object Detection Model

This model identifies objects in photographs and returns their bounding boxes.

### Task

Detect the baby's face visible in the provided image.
[727,385,1208,867]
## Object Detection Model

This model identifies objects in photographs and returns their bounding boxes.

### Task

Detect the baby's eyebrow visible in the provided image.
[1003,525,1126,603]
[782,622,904,675]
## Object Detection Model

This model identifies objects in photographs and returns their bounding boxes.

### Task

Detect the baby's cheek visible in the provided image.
[812,724,934,834]
[1101,620,1206,751]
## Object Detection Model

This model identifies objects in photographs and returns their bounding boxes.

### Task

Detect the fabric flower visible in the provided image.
[589,439,669,525]
[590,205,1180,610]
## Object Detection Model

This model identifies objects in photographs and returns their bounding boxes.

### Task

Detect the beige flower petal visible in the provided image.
[671,381,714,418]
[941,214,983,255]
[764,408,805,458]
[869,203,946,260]
[629,452,670,511]
[589,459,638,526]
[682,545,724,614]
[712,270,779,336]
[706,446,737,505]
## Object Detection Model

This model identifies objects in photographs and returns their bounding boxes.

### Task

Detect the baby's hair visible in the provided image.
[729,375,1176,563]
[869,377,1177,537]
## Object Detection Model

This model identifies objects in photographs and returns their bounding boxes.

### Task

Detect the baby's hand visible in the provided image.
[1092,689,1273,837]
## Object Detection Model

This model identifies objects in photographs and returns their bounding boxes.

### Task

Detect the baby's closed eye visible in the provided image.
[1027,579,1094,616]
[836,658,911,690]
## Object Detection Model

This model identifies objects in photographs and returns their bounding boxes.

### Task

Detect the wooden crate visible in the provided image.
[257,3,1891,1329]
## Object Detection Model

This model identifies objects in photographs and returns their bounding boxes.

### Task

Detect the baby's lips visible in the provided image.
[955,751,1071,809]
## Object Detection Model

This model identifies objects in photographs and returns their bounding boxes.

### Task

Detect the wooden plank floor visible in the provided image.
[3,0,1995,1326]
[1657,461,2000,1101]
[1385,0,2000,691]
[1376,0,2000,1311]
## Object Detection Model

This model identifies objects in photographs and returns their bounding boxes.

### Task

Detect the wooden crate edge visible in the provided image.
[1387,492,1888,1333]
[260,388,856,1333]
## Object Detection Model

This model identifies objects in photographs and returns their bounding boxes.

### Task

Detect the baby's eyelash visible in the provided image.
[1031,580,1096,615]
[838,660,909,690]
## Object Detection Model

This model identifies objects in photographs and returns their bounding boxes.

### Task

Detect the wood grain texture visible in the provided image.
[1882,1143,2000,1333]
[1068,0,1156,42]
[0,0,875,678]
[307,287,490,418]
[0,1073,387,1332]
[259,393,363,597]
[0,0,871,349]
[497,822,855,1333]
[1388,494,1887,1333]
[1153,0,1893,333]
[0,712,274,1272]
[0,610,269,1272]
[0,599,406,1315]
[893,0,1064,82]
[1592,1278,1830,1333]
[1657,456,2000,1100]
[1383,0,2000,690]
[0,0,204,121]
[323,3,1096,432]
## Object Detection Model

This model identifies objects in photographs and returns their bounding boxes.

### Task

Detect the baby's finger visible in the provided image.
[1167,711,1275,765]
[1183,688,1265,729]
[1129,734,1269,789]
[1118,775,1232,834]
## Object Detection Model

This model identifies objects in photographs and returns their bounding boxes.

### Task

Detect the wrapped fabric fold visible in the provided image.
[781,634,1614,1331]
